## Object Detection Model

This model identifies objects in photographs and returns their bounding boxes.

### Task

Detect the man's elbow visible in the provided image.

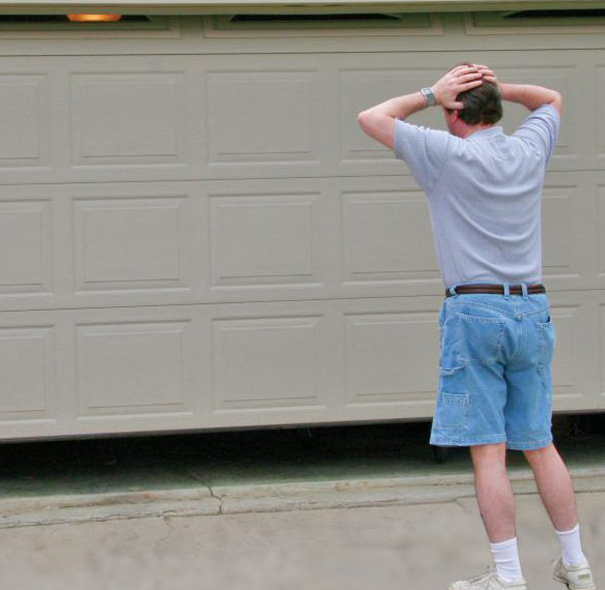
[357,109,385,136]
[548,91,562,115]
[356,110,395,149]
[357,109,374,133]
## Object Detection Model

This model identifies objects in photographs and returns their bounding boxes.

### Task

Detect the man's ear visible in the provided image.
[442,106,460,121]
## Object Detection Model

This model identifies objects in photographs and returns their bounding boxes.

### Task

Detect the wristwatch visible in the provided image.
[420,87,435,106]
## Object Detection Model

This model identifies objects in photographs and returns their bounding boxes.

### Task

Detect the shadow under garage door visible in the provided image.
[0,9,603,441]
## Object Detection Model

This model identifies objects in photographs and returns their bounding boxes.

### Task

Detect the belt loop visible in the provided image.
[503,282,510,299]
[521,282,529,300]
[448,285,458,297]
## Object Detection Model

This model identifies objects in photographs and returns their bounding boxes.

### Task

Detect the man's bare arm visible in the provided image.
[476,66,562,115]
[357,64,483,149]
[356,92,426,150]
[499,84,562,115]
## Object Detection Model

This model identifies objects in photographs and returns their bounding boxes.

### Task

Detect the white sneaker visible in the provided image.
[448,566,528,590]
[552,556,596,590]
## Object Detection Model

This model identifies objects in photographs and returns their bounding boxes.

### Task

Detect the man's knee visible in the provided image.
[470,442,507,463]
[523,442,555,464]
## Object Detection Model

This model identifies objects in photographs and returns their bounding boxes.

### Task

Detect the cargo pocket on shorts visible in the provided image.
[433,388,470,432]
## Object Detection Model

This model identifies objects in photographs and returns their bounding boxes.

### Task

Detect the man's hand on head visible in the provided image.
[473,64,499,91]
[432,64,485,109]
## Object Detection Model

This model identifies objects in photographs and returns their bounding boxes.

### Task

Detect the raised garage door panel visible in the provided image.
[2,173,601,309]
[0,51,598,186]
[0,292,602,441]
[0,15,603,440]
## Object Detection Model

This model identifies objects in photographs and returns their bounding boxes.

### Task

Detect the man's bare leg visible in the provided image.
[523,442,577,531]
[523,441,595,588]
[472,441,578,536]
[470,442,516,542]
[468,443,525,584]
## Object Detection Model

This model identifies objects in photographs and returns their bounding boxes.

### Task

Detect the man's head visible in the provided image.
[443,61,503,137]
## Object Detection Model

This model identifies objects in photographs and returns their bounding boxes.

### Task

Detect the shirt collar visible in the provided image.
[467,125,504,139]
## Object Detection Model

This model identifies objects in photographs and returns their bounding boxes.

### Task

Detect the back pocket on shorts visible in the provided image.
[536,314,556,367]
[454,310,506,366]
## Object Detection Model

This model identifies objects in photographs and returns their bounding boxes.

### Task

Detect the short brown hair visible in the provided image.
[445,61,503,125]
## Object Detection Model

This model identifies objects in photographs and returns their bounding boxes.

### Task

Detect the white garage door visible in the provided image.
[0,10,603,441]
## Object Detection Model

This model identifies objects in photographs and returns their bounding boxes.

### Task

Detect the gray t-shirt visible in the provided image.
[393,103,561,289]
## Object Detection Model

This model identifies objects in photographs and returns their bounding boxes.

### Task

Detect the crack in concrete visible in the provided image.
[3,467,605,528]
[453,496,477,514]
[206,486,224,515]
[153,515,175,558]
[186,469,223,515]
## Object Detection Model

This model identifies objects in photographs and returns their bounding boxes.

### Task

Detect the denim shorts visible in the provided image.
[429,282,556,451]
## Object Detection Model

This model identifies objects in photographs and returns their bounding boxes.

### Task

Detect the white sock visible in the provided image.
[489,537,524,583]
[555,523,587,566]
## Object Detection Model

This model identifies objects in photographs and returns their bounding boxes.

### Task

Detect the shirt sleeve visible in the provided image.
[512,103,561,168]
[393,118,453,194]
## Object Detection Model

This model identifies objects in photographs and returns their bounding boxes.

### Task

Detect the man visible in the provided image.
[357,63,596,590]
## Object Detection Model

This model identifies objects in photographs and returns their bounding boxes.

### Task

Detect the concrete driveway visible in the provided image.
[0,489,601,590]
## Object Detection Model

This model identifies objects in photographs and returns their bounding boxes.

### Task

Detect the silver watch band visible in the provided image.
[420,87,435,106]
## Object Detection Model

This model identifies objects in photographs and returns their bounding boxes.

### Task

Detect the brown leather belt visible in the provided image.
[445,283,546,298]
